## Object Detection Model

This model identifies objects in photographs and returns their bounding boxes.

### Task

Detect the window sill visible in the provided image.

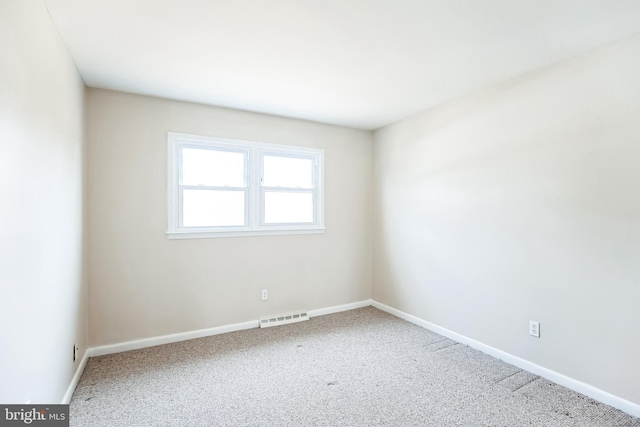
[166,227,326,240]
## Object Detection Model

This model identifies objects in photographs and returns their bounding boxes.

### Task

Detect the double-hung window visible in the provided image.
[167,133,324,238]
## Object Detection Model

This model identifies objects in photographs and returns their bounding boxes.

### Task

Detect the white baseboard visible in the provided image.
[64,298,639,419]
[61,350,89,404]
[86,299,373,358]
[87,319,259,358]
[371,300,640,418]
[308,299,373,318]
[62,300,373,403]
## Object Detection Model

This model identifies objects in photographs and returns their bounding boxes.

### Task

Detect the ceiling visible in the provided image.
[42,0,640,130]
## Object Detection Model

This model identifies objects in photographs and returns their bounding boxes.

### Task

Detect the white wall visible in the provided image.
[87,89,372,346]
[372,32,640,405]
[0,0,87,403]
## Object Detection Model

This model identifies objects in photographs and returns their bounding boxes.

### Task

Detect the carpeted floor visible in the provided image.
[70,307,640,426]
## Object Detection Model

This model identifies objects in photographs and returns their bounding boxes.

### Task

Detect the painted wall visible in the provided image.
[372,32,640,404]
[0,0,87,404]
[86,89,372,346]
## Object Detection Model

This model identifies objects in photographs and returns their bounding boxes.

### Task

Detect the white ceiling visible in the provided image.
[43,0,640,130]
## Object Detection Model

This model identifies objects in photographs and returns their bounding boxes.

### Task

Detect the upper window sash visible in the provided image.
[259,150,317,190]
[178,143,249,189]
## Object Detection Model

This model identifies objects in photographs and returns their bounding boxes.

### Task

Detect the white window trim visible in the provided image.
[167,132,325,239]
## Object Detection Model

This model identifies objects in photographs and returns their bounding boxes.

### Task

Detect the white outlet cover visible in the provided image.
[529,321,540,338]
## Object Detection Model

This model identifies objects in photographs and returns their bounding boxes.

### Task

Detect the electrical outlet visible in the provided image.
[261,289,268,301]
[529,321,540,338]
[73,343,79,361]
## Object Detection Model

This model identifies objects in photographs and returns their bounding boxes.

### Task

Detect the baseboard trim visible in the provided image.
[66,299,639,418]
[371,300,640,418]
[61,350,89,404]
[308,299,373,318]
[63,300,373,403]
[86,299,373,358]
[87,319,259,358]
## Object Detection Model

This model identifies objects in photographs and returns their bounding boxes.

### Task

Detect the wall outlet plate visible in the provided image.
[261,289,268,301]
[529,321,540,338]
[74,343,79,361]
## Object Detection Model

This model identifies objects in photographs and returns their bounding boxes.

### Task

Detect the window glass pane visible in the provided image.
[182,148,245,187]
[264,191,313,224]
[183,190,245,227]
[263,155,313,188]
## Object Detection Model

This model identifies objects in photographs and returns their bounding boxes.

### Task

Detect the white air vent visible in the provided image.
[259,311,309,328]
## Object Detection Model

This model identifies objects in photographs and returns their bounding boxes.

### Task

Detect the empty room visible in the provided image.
[1,0,640,425]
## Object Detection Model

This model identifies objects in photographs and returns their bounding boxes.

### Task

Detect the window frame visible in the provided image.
[167,132,325,239]
[259,150,318,226]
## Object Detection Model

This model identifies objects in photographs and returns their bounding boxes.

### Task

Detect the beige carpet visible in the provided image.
[70,307,639,426]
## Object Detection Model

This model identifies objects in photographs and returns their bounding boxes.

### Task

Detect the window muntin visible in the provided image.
[168,133,324,238]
